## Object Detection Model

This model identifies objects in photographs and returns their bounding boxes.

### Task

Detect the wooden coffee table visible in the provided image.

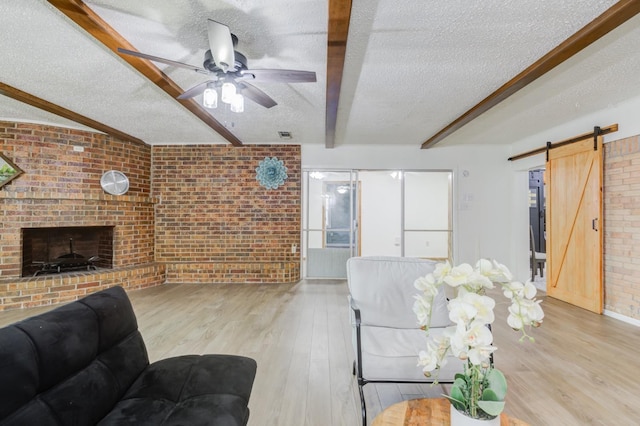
[372,398,529,426]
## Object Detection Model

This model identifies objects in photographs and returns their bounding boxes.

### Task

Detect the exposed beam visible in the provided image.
[326,0,353,149]
[0,82,145,145]
[47,0,243,147]
[421,0,640,149]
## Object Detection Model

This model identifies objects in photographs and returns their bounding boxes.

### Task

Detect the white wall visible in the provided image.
[404,171,451,258]
[509,94,640,158]
[301,94,640,286]
[358,171,401,256]
[302,144,516,275]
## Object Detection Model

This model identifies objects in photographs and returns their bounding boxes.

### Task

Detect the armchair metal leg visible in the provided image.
[358,381,367,426]
[353,361,366,425]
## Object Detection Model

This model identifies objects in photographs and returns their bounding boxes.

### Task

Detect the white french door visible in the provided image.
[302,169,453,278]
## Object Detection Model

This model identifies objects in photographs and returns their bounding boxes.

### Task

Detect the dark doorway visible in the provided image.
[529,170,546,253]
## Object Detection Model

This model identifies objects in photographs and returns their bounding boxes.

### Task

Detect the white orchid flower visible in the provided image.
[418,349,438,373]
[475,258,494,275]
[465,292,495,324]
[448,296,478,325]
[413,295,433,326]
[523,281,537,299]
[508,298,544,329]
[502,281,524,299]
[414,258,543,399]
[475,258,513,283]
[465,320,494,348]
[467,271,494,291]
[443,324,464,358]
[507,312,524,330]
[448,292,495,325]
[490,260,514,282]
[432,261,452,283]
[443,263,474,287]
[447,320,494,363]
[414,275,439,296]
[418,338,444,373]
[520,299,544,323]
[468,344,497,366]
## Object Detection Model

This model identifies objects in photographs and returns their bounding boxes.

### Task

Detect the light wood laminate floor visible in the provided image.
[1,280,640,425]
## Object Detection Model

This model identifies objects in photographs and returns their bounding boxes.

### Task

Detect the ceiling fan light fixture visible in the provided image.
[202,84,218,109]
[117,20,316,113]
[221,82,236,104]
[230,93,244,113]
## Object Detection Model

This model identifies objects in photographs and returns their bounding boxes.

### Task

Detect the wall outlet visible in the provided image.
[291,244,297,253]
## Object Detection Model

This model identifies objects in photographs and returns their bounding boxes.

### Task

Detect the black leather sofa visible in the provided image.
[0,286,257,425]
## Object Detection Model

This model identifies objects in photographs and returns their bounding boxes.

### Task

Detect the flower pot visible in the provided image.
[450,404,501,426]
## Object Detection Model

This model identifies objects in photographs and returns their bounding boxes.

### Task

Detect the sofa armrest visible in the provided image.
[349,296,361,326]
[349,296,365,383]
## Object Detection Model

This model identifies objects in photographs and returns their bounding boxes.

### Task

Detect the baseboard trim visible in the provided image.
[603,309,640,327]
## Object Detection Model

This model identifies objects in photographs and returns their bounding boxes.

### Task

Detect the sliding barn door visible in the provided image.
[546,136,603,313]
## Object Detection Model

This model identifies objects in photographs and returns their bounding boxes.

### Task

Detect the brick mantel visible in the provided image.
[0,121,302,310]
[0,121,162,309]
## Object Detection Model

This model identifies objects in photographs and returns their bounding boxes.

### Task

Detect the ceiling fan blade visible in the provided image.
[240,69,317,83]
[177,80,217,99]
[117,48,208,74]
[207,19,235,73]
[237,82,277,108]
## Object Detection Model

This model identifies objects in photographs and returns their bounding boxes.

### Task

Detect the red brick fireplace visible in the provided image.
[0,121,164,310]
[21,226,114,277]
[0,121,302,311]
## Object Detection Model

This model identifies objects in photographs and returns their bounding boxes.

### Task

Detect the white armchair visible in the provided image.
[347,256,463,426]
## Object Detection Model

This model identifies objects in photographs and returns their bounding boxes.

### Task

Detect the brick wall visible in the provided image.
[0,121,164,310]
[153,145,301,283]
[604,135,640,320]
[4,120,638,316]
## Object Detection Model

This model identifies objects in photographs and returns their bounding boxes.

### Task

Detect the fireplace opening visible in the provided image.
[21,226,114,277]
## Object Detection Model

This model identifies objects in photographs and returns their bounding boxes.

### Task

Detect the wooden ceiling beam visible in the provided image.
[0,81,145,145]
[46,0,243,146]
[326,0,353,149]
[421,0,640,149]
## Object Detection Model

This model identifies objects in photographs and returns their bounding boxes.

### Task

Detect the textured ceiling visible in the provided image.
[1,0,636,148]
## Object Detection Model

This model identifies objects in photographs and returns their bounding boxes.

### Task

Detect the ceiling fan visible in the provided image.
[118,19,316,111]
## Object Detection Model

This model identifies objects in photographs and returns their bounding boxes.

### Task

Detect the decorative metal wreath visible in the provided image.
[255,157,288,190]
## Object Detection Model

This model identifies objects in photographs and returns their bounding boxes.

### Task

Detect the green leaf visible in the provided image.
[477,400,505,417]
[454,372,467,383]
[444,392,466,412]
[481,388,499,401]
[447,376,474,412]
[452,377,468,390]
[485,368,508,400]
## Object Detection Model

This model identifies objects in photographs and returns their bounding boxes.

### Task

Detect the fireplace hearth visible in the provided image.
[21,226,114,277]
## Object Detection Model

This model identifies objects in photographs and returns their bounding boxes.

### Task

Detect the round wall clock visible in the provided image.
[100,170,129,195]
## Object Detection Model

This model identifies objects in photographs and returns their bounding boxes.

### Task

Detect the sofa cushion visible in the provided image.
[0,326,40,420]
[359,325,463,382]
[99,355,258,426]
[14,302,100,391]
[78,285,141,354]
[0,286,149,424]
